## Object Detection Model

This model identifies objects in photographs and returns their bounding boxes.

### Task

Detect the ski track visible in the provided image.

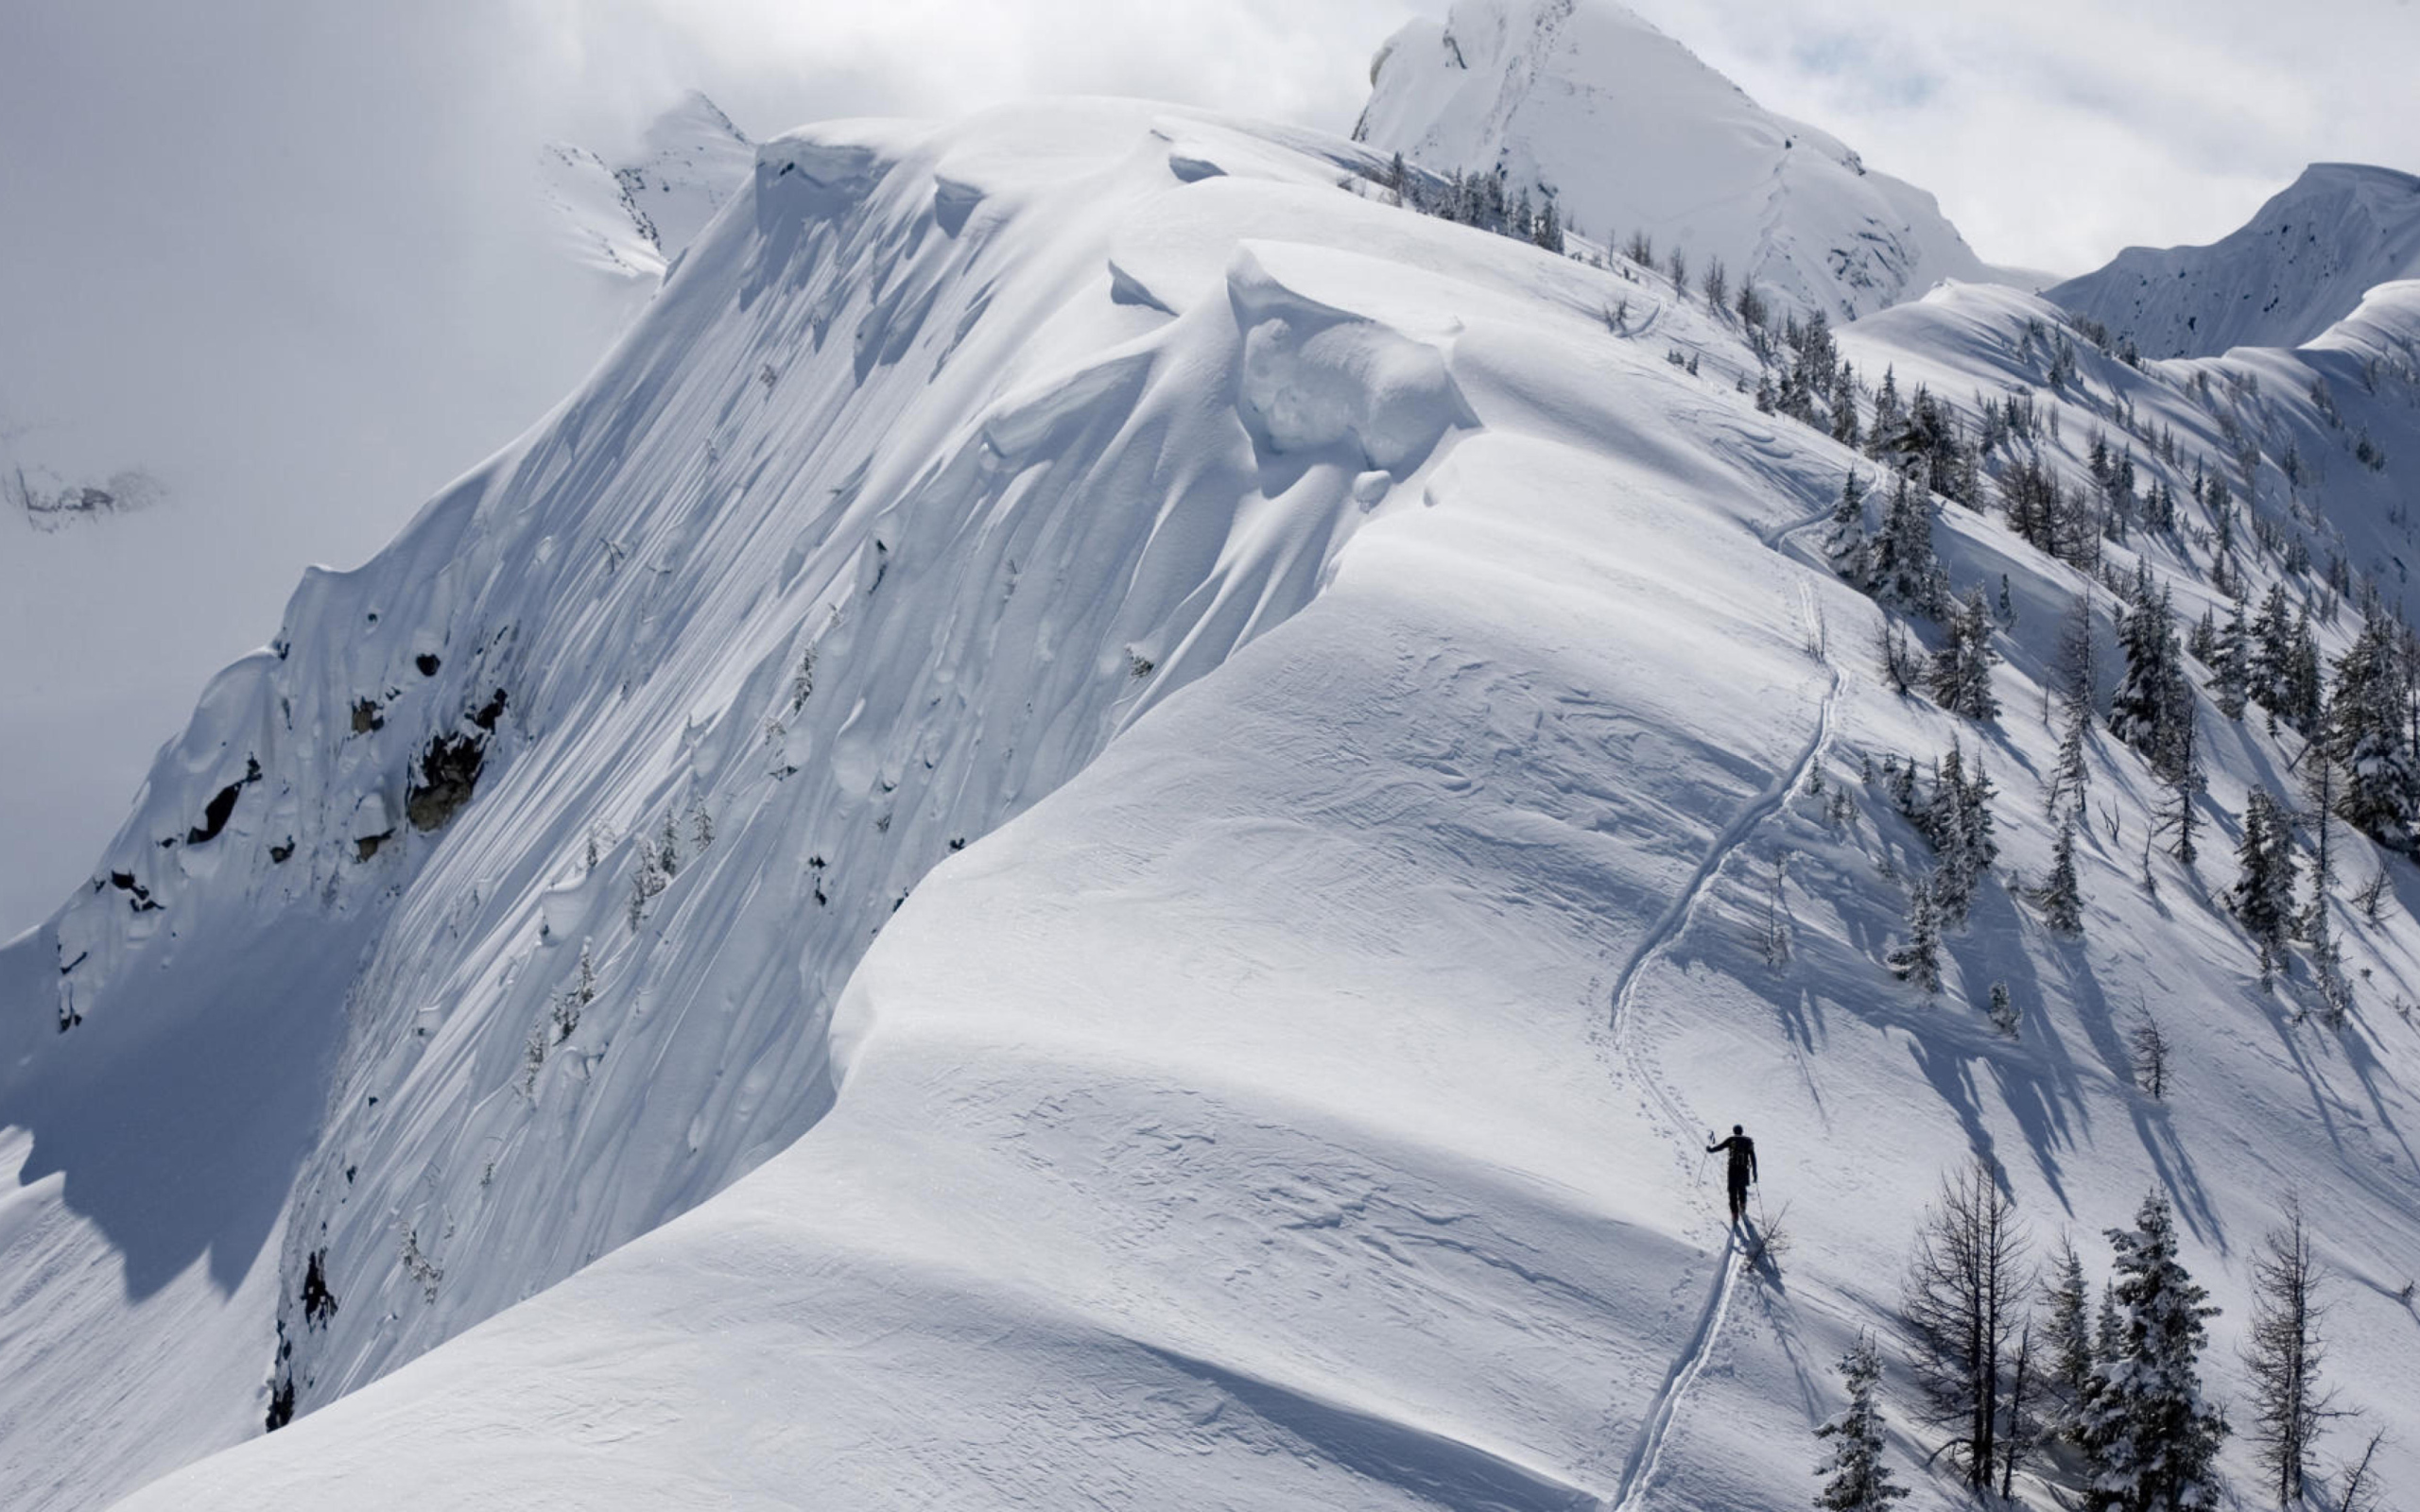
[1610,1226,1739,1512]
[1600,589,1841,1512]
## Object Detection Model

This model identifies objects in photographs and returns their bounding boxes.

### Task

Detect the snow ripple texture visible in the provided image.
[9,18,2420,1512]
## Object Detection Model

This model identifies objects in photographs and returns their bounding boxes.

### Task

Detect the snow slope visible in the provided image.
[10,51,2420,1512]
[2049,163,2420,358]
[1354,0,1996,321]
[542,93,757,321]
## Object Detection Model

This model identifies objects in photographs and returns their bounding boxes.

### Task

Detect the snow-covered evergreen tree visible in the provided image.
[1927,588,2000,721]
[1814,1332,1910,1512]
[2035,819,2084,936]
[2048,702,2093,819]
[2249,586,2291,728]
[2232,790,2299,975]
[1869,472,1940,614]
[1924,743,1997,924]
[2158,711,2204,867]
[1888,874,1944,992]
[2111,588,2191,782]
[1825,471,1871,587]
[2325,604,2417,853]
[2079,1192,2228,1512]
[2045,1238,2098,1447]
[2211,596,2252,720]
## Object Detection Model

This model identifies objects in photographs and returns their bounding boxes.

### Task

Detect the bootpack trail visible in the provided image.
[1602,613,1841,1511]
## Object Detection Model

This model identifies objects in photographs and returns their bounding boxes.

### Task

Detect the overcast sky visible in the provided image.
[4,0,2416,935]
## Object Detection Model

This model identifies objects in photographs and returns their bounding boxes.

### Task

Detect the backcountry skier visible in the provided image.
[1705,1125,1757,1225]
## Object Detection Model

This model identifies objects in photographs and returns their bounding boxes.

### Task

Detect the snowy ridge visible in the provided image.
[9,57,2420,1512]
[2050,163,2420,358]
[1354,0,1996,320]
[542,93,755,297]
[2,102,1482,1508]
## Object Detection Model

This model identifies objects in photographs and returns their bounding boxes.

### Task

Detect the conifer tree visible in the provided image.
[1903,1160,2028,1492]
[1825,471,1871,587]
[2079,1192,2228,1512]
[2212,596,2252,720]
[2054,593,2100,725]
[1927,588,2001,721]
[2035,820,2085,936]
[1870,472,1941,614]
[1867,367,1904,459]
[2243,1196,2333,1509]
[2111,588,2192,782]
[1927,749,1978,923]
[1532,196,1563,252]
[2048,703,2093,819]
[1815,1332,1910,1512]
[2286,610,2325,736]
[2251,586,2297,731]
[1925,744,1997,924]
[2158,711,2204,867]
[2325,604,2417,852]
[1989,981,2021,1037]
[1888,875,1944,992]
[2045,1238,2099,1446]
[2233,790,2299,976]
[1830,363,1862,448]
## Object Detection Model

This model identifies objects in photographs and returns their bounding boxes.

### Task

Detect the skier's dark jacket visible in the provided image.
[1706,1133,1757,1188]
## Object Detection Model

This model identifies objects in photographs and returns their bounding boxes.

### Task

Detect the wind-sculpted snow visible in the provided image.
[2050,163,2420,358]
[0,102,1478,1508]
[1355,0,1997,320]
[18,80,2420,1512]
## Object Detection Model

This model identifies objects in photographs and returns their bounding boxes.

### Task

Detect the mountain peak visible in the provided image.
[1354,0,1991,320]
[542,91,755,290]
[2049,159,2420,357]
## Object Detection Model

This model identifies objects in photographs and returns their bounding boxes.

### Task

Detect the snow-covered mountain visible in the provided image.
[2050,163,2420,358]
[543,93,756,304]
[1354,0,1997,320]
[9,13,2420,1512]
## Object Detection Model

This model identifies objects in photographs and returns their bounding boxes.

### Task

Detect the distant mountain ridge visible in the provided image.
[2050,163,2420,357]
[542,93,755,290]
[1354,0,1998,320]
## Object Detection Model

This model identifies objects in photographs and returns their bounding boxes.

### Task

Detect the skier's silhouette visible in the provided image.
[1705,1125,1757,1226]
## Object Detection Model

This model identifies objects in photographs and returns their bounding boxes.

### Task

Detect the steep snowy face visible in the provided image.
[543,93,756,292]
[108,215,2420,1512]
[1354,0,1993,319]
[2050,163,2420,357]
[19,68,2420,1512]
[0,101,1478,1509]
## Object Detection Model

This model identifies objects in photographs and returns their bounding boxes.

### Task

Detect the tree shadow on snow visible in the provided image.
[2051,943,2224,1251]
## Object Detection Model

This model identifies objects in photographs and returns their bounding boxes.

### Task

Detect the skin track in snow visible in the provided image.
[13,29,2420,1512]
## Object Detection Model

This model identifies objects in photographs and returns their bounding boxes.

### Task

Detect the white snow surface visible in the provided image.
[2050,163,2420,358]
[3,84,2420,1512]
[1353,0,1998,321]
[542,92,758,318]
